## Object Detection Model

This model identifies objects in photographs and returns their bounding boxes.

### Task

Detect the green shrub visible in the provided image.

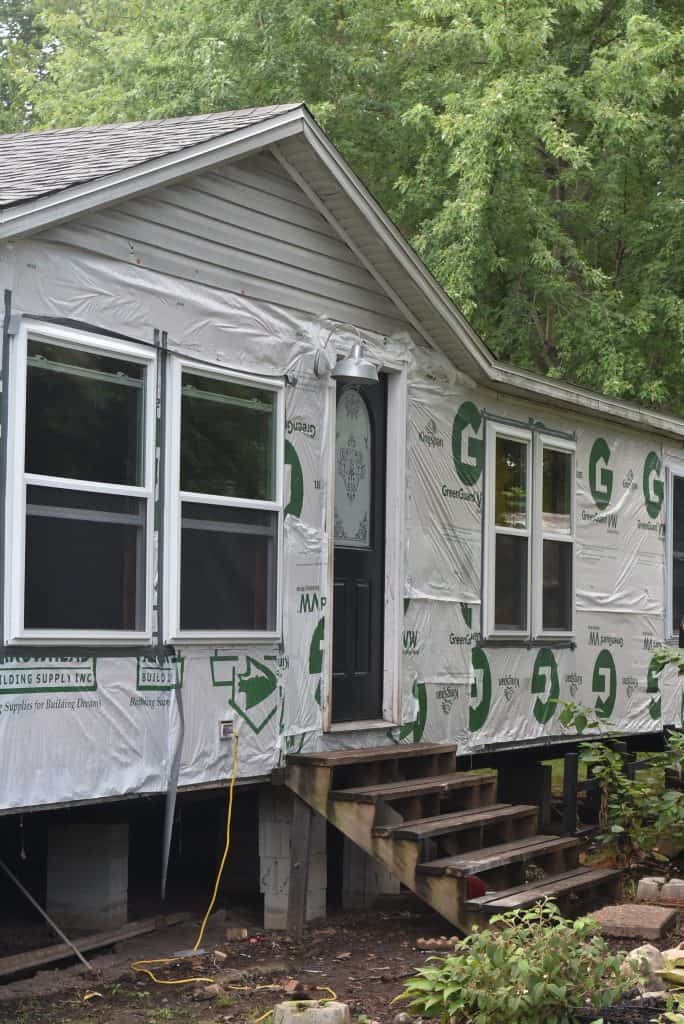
[399,900,636,1024]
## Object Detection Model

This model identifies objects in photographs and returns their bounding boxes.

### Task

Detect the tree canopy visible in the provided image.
[2,0,683,410]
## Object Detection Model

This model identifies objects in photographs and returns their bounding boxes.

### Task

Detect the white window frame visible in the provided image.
[532,434,576,639]
[665,464,684,642]
[164,356,284,645]
[5,322,156,645]
[483,423,533,640]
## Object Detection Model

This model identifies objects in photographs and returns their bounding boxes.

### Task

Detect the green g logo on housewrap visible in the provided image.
[284,440,304,518]
[531,648,559,725]
[452,401,483,485]
[646,654,662,720]
[643,451,664,520]
[469,647,491,732]
[589,438,613,510]
[592,649,617,720]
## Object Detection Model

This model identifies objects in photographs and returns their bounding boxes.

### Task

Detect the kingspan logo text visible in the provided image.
[418,419,444,449]
[287,418,316,440]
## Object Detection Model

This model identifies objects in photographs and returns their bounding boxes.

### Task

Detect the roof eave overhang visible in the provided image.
[0,106,308,241]
[3,105,684,442]
[489,363,684,443]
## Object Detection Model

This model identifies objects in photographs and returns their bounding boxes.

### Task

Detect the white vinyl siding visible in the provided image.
[40,152,410,337]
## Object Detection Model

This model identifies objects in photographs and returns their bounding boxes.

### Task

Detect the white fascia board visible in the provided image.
[490,362,684,442]
[0,106,308,241]
[299,114,494,381]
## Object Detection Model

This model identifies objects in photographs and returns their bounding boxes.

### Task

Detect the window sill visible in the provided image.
[6,632,153,647]
[479,637,576,650]
[326,718,399,734]
[165,633,281,646]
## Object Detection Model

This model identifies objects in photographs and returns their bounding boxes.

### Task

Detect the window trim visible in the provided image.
[483,422,533,640]
[4,322,157,645]
[163,356,285,645]
[532,433,576,640]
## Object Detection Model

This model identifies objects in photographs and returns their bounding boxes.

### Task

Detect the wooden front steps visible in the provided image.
[284,742,621,934]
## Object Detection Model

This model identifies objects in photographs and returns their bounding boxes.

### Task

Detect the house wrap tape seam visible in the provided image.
[0,238,678,812]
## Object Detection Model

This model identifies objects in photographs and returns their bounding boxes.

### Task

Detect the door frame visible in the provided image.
[322,356,407,732]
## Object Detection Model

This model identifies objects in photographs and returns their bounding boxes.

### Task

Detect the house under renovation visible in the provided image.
[0,104,682,937]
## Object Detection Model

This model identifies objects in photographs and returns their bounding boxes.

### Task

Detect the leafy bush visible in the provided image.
[557,698,684,871]
[399,900,636,1024]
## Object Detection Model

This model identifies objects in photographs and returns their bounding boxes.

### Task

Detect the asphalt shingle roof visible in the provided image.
[0,104,301,208]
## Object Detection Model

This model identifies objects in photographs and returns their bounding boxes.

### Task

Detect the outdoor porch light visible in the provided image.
[331,342,379,383]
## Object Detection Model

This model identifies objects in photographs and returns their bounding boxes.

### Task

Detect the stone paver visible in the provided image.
[274,1002,351,1024]
[591,904,678,941]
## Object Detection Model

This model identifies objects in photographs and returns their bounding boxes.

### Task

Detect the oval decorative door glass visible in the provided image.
[334,386,371,548]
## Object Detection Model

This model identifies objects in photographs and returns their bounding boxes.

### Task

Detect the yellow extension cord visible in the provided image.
[130,729,240,987]
[128,731,337,1017]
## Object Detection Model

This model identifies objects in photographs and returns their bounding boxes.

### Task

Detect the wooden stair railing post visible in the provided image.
[539,763,552,831]
[562,753,578,836]
[286,794,313,940]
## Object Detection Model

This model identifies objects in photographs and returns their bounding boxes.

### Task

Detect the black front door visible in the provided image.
[331,376,387,722]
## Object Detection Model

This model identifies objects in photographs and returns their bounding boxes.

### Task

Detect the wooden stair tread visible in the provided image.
[330,771,495,804]
[287,742,458,767]
[417,835,578,876]
[465,867,621,912]
[373,803,537,839]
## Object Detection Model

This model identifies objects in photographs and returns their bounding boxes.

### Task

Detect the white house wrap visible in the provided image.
[0,106,682,815]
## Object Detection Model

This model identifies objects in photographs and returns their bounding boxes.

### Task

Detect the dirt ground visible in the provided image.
[0,905,452,1024]
[1,902,682,1024]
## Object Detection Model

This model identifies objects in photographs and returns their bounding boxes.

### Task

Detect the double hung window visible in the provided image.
[5,324,156,643]
[5,325,284,646]
[164,360,283,642]
[483,423,575,640]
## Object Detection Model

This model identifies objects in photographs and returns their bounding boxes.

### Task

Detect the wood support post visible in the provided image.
[286,794,313,940]
[562,752,578,836]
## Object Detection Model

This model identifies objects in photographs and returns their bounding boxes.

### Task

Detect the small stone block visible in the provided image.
[662,879,684,900]
[591,904,678,941]
[637,877,665,902]
[273,1001,351,1024]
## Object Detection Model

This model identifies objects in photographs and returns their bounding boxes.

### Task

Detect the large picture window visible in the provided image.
[5,324,156,643]
[165,360,283,642]
[483,423,575,640]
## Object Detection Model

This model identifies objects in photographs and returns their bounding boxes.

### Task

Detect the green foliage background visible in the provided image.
[2,0,682,409]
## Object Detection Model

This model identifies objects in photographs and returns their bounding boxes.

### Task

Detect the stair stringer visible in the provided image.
[286,764,468,930]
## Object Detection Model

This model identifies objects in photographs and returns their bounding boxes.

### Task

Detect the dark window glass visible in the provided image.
[495,437,527,529]
[543,539,573,631]
[181,373,275,500]
[494,534,528,630]
[25,340,144,486]
[180,503,276,631]
[24,486,145,630]
[542,448,572,533]
[673,477,684,634]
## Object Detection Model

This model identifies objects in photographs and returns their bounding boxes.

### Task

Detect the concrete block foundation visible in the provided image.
[258,788,326,930]
[46,822,128,931]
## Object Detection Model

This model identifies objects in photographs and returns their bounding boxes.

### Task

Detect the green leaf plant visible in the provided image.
[556,695,684,873]
[398,899,637,1024]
